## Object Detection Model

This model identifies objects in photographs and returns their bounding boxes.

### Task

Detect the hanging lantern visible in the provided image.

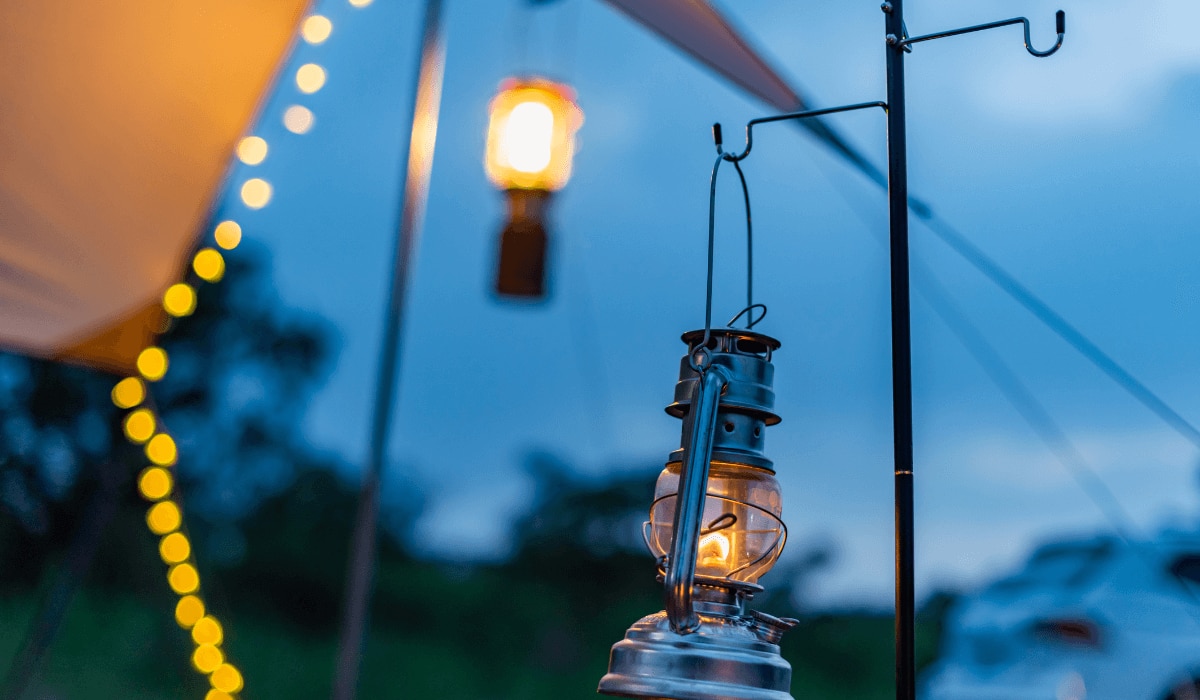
[598,327,796,700]
[484,77,582,299]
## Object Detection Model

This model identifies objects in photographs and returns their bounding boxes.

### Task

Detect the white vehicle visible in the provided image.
[923,531,1200,700]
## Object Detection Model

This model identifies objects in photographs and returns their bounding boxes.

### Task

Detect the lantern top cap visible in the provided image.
[496,76,578,102]
[681,327,781,354]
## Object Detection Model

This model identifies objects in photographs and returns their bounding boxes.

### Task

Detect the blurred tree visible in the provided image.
[0,243,336,586]
[0,242,340,698]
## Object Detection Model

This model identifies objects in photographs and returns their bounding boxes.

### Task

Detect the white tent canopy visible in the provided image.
[0,0,309,373]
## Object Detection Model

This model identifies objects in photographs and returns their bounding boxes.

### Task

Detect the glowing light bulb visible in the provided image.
[283,105,315,134]
[192,616,224,646]
[193,248,226,282]
[296,63,326,94]
[160,532,191,564]
[193,644,225,674]
[163,283,197,317]
[137,347,168,381]
[123,408,156,443]
[210,663,244,693]
[349,0,373,7]
[485,79,582,192]
[147,501,182,535]
[240,178,272,210]
[205,691,234,700]
[501,102,555,174]
[302,15,333,44]
[168,563,200,594]
[111,377,145,408]
[176,595,206,628]
[213,221,242,250]
[145,433,178,466]
[236,136,268,166]
[138,467,173,500]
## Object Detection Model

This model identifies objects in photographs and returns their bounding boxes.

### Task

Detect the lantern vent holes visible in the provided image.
[724,421,735,433]
[736,337,770,358]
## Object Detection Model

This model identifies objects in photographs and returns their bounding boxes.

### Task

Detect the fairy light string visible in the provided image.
[109,6,338,697]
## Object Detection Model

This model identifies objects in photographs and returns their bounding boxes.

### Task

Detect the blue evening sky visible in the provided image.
[211,0,1200,607]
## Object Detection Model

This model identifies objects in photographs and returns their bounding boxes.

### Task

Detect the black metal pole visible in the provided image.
[331,1,445,698]
[882,1,916,699]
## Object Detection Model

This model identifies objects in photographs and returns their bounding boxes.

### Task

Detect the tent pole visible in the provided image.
[331,2,445,698]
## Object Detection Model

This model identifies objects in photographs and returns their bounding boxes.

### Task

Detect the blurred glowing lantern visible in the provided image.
[599,328,796,700]
[484,77,582,299]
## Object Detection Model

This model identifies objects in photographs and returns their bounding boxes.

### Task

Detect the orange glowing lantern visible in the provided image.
[484,77,583,299]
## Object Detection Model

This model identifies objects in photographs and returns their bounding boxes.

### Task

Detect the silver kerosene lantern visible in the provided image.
[598,326,796,700]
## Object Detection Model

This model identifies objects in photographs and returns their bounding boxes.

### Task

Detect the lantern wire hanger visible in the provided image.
[700,130,766,354]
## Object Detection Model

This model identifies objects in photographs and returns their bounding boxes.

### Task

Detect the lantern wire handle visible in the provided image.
[694,125,760,373]
[730,157,754,323]
[728,304,767,329]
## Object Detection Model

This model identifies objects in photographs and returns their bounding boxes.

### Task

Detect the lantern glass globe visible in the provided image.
[648,460,785,585]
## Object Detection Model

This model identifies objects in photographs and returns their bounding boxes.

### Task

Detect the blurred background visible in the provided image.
[2,0,1199,697]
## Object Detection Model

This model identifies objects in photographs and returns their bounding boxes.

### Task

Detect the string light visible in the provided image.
[123,408,156,443]
[111,39,323,693]
[137,347,168,381]
[145,433,179,466]
[193,249,226,282]
[176,595,206,628]
[235,137,268,166]
[146,501,182,535]
[163,283,198,317]
[168,563,200,595]
[194,645,225,674]
[160,532,192,564]
[138,467,173,500]
[213,221,242,250]
[301,15,333,44]
[210,664,244,694]
[239,179,273,210]
[111,377,145,408]
[283,105,315,135]
[349,0,373,7]
[192,616,225,646]
[295,64,326,94]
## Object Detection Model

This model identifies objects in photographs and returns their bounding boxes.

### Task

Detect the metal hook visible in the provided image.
[1028,10,1066,58]
[715,102,889,164]
[898,10,1065,58]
